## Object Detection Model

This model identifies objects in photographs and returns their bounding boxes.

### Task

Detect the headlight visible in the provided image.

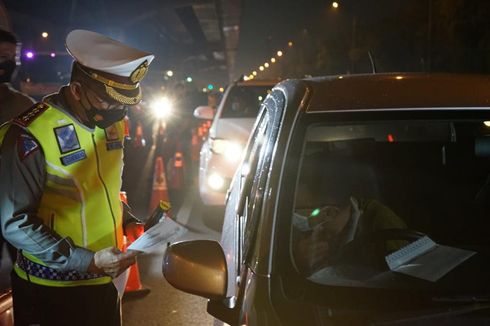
[207,173,225,190]
[150,97,173,119]
[210,139,244,162]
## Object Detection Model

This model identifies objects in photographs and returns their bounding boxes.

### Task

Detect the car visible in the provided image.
[164,73,490,325]
[194,78,278,206]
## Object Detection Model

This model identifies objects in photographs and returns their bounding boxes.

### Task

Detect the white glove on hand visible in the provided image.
[90,247,138,278]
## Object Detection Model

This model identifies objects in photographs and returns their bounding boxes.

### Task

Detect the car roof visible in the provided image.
[234,78,281,87]
[296,73,490,112]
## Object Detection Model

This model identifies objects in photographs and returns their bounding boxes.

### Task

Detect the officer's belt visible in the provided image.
[16,252,105,281]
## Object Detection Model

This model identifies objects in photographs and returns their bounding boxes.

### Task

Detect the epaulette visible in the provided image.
[13,102,49,127]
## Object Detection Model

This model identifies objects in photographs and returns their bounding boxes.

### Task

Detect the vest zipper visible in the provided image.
[91,134,118,247]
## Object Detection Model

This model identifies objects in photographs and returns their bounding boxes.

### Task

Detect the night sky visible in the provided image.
[2,0,490,88]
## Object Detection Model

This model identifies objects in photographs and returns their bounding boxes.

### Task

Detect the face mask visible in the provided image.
[86,106,128,129]
[80,88,127,128]
[0,60,16,83]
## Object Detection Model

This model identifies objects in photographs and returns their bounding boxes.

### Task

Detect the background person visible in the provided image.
[0,28,35,275]
[0,29,153,326]
[0,29,34,125]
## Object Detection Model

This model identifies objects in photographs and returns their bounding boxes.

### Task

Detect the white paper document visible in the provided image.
[112,268,130,299]
[385,236,476,282]
[127,217,187,253]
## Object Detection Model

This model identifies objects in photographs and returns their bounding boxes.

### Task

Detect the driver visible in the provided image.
[293,195,408,275]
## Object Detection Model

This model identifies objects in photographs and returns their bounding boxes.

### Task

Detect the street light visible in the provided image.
[332,2,339,9]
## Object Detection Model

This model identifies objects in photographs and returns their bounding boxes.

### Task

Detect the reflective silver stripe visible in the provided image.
[44,187,81,202]
[46,172,77,187]
[46,161,88,247]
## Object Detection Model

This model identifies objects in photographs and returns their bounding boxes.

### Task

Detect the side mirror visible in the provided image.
[163,240,227,300]
[193,106,215,120]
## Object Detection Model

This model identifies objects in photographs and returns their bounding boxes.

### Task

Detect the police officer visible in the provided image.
[0,29,154,326]
[0,29,35,125]
[0,29,35,273]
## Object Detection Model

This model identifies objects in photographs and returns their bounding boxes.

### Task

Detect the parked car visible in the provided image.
[194,78,278,206]
[164,73,490,325]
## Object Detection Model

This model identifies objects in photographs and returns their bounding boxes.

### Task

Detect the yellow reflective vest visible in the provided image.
[3,102,125,286]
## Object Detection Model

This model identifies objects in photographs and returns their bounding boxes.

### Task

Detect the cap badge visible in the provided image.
[130,60,149,83]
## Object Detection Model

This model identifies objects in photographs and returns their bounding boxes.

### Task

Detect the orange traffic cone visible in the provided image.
[122,234,150,299]
[133,121,146,148]
[169,142,184,190]
[119,191,150,299]
[191,129,199,162]
[123,116,131,140]
[148,156,171,214]
[169,149,185,190]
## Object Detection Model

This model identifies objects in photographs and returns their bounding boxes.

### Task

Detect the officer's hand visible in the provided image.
[89,247,138,278]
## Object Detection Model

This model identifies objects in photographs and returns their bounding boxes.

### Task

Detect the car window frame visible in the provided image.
[236,90,285,268]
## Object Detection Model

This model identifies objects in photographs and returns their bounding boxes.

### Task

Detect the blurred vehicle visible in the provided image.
[164,73,490,325]
[194,78,278,206]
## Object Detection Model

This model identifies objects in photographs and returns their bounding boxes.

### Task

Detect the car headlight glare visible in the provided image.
[208,173,225,190]
[210,139,244,162]
[150,97,173,119]
[210,139,228,154]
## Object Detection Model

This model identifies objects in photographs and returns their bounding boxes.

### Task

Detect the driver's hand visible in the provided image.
[88,247,138,278]
[295,226,330,273]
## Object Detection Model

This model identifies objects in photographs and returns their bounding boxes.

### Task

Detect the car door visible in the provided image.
[234,91,285,322]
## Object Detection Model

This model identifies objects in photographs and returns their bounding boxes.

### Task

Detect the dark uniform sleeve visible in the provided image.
[0,125,94,272]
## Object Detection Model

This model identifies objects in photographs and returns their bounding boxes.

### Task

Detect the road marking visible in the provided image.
[176,191,194,225]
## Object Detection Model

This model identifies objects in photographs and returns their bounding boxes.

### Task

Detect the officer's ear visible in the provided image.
[69,81,83,101]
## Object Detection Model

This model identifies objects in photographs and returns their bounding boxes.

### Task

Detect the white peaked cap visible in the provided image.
[65,29,154,77]
[65,29,154,105]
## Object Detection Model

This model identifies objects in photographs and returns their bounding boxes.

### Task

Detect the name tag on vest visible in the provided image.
[106,141,123,151]
[60,149,87,166]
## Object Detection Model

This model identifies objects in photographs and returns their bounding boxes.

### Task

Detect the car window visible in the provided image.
[289,116,490,293]
[237,109,269,265]
[221,85,272,118]
[237,90,285,266]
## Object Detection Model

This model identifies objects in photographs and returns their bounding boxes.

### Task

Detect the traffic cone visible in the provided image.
[133,121,146,148]
[191,129,199,162]
[118,191,150,299]
[123,116,131,140]
[197,126,204,139]
[169,144,185,190]
[148,156,171,214]
[122,233,150,299]
[157,120,166,136]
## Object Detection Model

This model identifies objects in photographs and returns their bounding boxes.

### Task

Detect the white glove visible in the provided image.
[89,247,138,278]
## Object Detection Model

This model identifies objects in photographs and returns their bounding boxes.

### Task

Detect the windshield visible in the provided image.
[290,117,490,293]
[220,85,271,118]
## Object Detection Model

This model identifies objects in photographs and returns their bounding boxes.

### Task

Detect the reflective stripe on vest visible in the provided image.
[11,103,125,286]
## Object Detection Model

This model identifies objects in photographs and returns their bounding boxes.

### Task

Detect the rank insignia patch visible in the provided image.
[14,103,49,127]
[105,125,120,141]
[17,134,39,161]
[54,124,81,154]
[60,150,87,166]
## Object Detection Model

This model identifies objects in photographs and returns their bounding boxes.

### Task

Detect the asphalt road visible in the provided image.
[122,189,224,326]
